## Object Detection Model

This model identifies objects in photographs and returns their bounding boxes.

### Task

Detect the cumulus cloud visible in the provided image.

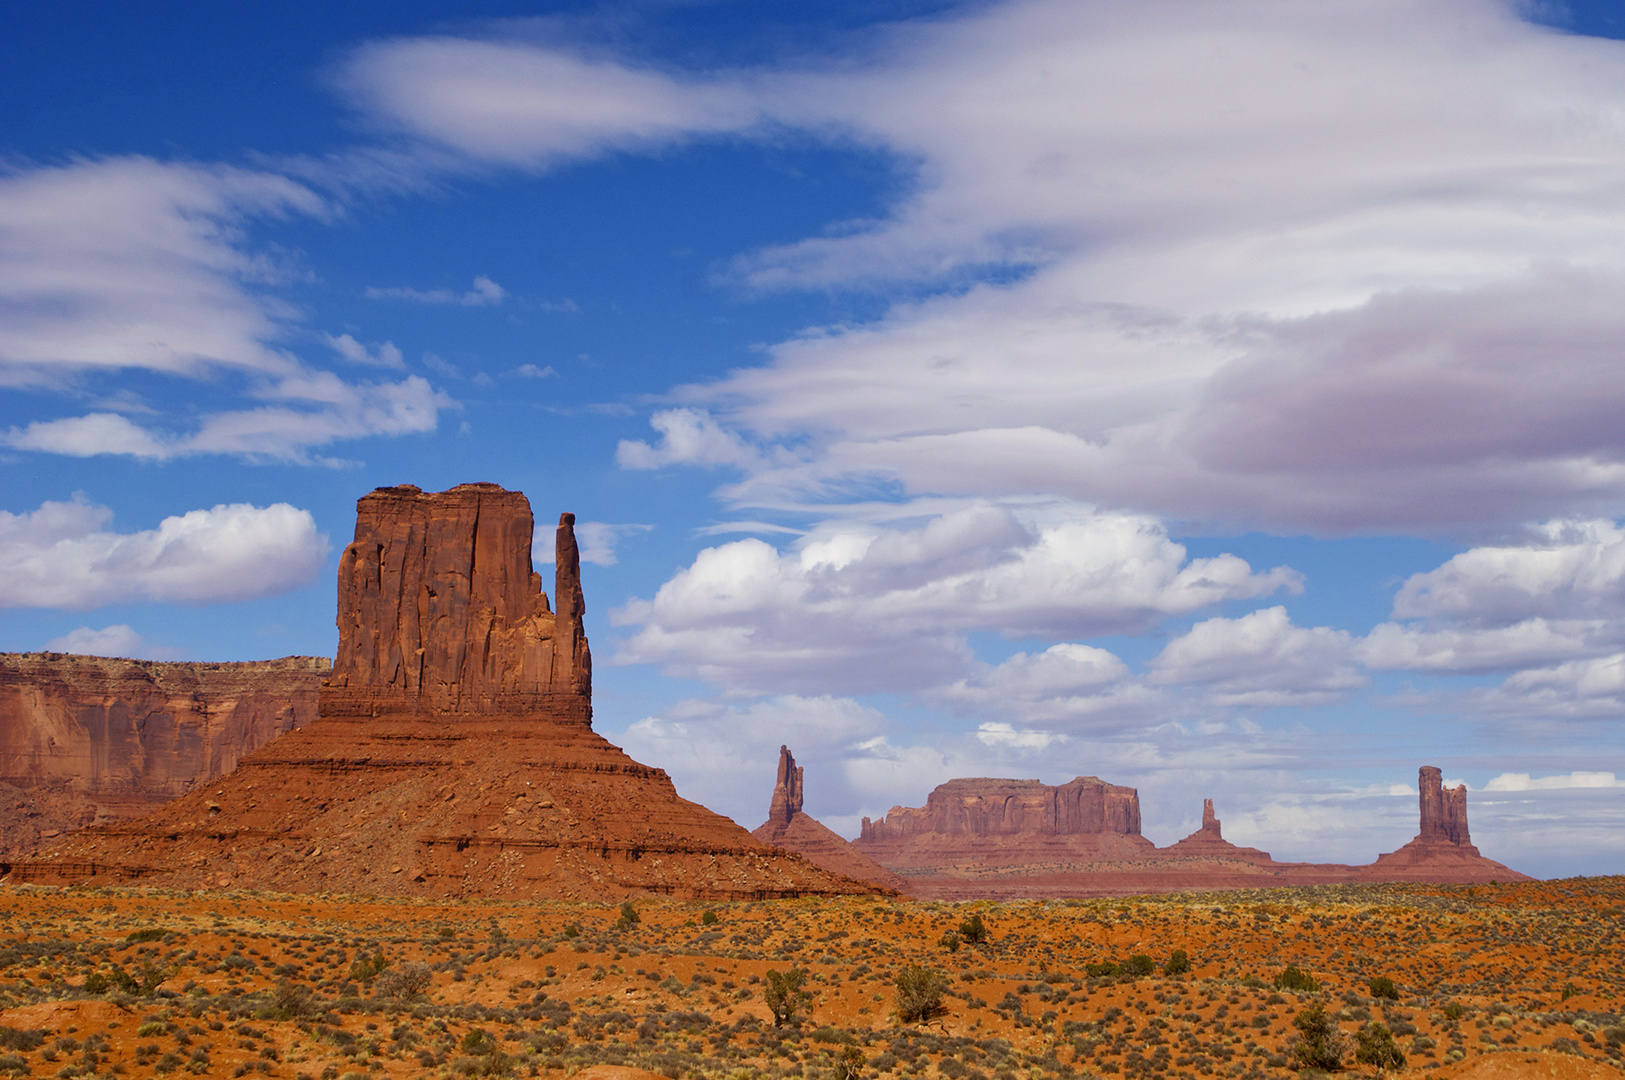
[613,501,1297,695]
[935,643,1158,729]
[1151,606,1366,707]
[616,408,762,470]
[363,275,508,306]
[44,624,184,660]
[0,495,328,609]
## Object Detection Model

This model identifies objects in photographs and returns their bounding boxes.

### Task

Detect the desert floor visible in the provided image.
[0,877,1619,1079]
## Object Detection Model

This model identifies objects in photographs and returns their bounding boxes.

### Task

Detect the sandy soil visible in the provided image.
[0,877,1619,1078]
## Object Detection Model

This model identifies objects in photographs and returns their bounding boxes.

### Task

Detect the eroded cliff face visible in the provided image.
[326,483,589,718]
[859,776,1143,841]
[18,484,875,901]
[0,654,327,855]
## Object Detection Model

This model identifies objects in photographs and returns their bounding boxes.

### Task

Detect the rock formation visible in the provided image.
[751,747,908,894]
[1160,797,1271,861]
[831,767,1529,899]
[0,653,327,856]
[853,776,1156,880]
[11,483,877,901]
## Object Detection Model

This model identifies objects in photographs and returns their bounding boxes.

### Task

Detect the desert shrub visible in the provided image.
[939,931,962,953]
[0,1053,28,1077]
[1085,962,1120,979]
[137,1022,169,1038]
[126,927,167,943]
[958,914,989,944]
[701,911,719,926]
[832,1043,866,1080]
[1368,976,1400,1001]
[1275,966,1318,993]
[1355,1022,1406,1070]
[376,962,432,1001]
[1441,1003,1464,1021]
[895,964,951,1024]
[0,1030,43,1053]
[1291,1003,1345,1071]
[82,971,110,994]
[764,968,811,1027]
[1122,954,1155,979]
[1164,949,1191,977]
[348,952,388,982]
[615,901,640,930]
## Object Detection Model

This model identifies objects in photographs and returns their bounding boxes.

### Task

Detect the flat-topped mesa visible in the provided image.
[325,483,590,720]
[767,745,804,826]
[1417,765,1472,846]
[859,776,1142,841]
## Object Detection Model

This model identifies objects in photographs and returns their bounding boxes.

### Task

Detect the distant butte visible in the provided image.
[750,746,908,894]
[9,484,879,901]
[785,761,1530,899]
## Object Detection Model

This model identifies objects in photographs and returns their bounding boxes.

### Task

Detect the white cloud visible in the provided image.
[326,333,405,368]
[340,38,760,168]
[1393,519,1625,625]
[44,624,184,661]
[1482,770,1623,792]
[0,495,329,609]
[513,363,556,378]
[974,722,1064,750]
[1358,617,1616,674]
[617,408,761,470]
[337,0,1625,533]
[363,275,508,306]
[935,642,1159,729]
[1151,606,1366,707]
[0,156,321,385]
[6,375,451,464]
[1476,652,1625,719]
[613,501,1296,695]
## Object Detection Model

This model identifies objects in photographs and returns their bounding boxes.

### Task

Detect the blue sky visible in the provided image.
[4,0,1624,877]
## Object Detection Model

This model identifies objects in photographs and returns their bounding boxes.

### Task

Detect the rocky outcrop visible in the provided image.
[1417,765,1471,846]
[0,653,327,856]
[326,484,589,718]
[854,776,1156,878]
[1161,797,1271,861]
[15,484,878,901]
[839,767,1529,899]
[751,747,908,894]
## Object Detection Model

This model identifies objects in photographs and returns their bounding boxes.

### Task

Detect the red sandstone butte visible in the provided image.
[11,483,876,901]
[0,653,327,857]
[750,746,908,894]
[839,766,1529,899]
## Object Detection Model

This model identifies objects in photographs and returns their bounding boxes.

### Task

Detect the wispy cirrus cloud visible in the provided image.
[363,275,507,306]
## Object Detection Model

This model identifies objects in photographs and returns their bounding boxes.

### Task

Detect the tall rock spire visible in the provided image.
[1417,765,1471,846]
[767,745,804,826]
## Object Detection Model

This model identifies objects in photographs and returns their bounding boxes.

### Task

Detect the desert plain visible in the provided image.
[0,876,1621,1080]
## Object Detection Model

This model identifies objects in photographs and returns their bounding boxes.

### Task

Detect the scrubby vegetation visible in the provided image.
[0,877,1618,1078]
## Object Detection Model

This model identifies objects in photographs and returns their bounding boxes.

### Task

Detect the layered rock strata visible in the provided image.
[751,747,908,894]
[855,776,1156,880]
[0,654,327,856]
[12,484,875,901]
[836,768,1529,899]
